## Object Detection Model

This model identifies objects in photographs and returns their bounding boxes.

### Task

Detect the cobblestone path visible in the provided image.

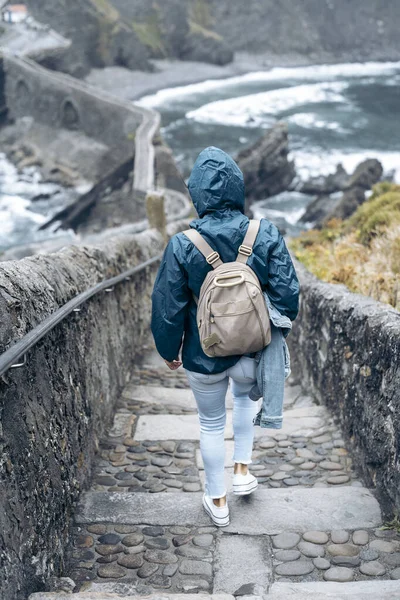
[30,352,400,599]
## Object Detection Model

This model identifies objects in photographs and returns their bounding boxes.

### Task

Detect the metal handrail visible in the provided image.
[0,254,162,378]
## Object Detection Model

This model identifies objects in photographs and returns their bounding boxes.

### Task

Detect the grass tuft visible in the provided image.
[381,516,400,533]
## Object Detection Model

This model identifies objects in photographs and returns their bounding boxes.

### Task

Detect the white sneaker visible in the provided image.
[233,471,258,496]
[202,494,230,527]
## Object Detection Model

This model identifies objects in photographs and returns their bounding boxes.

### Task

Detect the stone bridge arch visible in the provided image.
[15,79,31,114]
[60,98,80,130]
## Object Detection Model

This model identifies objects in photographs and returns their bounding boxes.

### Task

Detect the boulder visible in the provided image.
[300,192,343,226]
[299,164,349,195]
[236,122,295,213]
[300,159,383,226]
[327,159,383,221]
[182,27,233,65]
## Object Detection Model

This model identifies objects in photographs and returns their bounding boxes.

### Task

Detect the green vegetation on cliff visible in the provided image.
[291,183,400,310]
[88,0,119,23]
[189,21,222,41]
[190,0,212,29]
[132,13,166,56]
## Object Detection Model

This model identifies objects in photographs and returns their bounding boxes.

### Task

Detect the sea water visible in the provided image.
[1,61,400,248]
[137,61,400,233]
[0,153,81,252]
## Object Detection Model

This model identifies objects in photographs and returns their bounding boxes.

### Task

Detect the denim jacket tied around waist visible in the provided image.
[251,292,292,429]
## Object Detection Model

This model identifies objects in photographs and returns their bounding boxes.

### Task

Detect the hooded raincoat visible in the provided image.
[151,146,299,374]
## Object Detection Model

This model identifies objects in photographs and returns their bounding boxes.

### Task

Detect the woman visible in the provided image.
[151,146,299,527]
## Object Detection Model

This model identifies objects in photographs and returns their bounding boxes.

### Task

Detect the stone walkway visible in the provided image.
[30,352,400,599]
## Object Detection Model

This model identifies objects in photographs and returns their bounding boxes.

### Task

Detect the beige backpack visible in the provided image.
[183,220,271,358]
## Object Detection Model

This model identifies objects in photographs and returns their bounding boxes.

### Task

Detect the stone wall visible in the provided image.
[0,228,165,600]
[288,260,400,519]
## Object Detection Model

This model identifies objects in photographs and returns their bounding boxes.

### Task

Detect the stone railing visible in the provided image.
[0,199,191,599]
[288,260,400,518]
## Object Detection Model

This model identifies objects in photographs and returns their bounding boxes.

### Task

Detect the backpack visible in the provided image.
[183,220,271,358]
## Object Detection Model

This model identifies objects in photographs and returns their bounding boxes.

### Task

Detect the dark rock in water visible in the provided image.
[236,123,295,213]
[300,192,343,226]
[300,159,383,226]
[327,159,383,222]
[346,159,383,191]
[31,192,55,202]
[329,187,366,221]
[298,164,349,196]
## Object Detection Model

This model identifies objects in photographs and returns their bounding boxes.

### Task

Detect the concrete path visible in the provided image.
[29,352,400,598]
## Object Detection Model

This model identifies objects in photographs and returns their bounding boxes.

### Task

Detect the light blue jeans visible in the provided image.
[185,356,258,498]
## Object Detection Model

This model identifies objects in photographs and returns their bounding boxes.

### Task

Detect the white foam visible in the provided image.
[0,193,46,243]
[135,61,400,107]
[256,207,307,225]
[186,82,348,127]
[288,112,347,133]
[295,149,400,182]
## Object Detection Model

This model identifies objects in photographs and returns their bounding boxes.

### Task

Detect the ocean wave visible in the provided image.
[136,61,400,108]
[186,82,348,127]
[288,112,350,133]
[295,149,400,182]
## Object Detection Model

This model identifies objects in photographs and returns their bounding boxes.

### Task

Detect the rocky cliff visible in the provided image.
[209,0,400,64]
[26,0,400,77]
[25,0,232,77]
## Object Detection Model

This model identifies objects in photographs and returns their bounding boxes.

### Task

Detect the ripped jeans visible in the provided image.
[185,356,258,499]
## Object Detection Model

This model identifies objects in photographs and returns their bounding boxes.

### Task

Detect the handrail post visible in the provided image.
[146,190,167,243]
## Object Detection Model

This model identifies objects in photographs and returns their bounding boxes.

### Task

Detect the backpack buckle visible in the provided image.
[238,244,252,257]
[206,251,220,265]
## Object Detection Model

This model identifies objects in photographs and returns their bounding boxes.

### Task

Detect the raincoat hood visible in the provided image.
[188,146,245,218]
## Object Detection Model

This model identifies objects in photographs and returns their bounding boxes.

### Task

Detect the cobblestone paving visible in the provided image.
[67,523,217,593]
[68,522,400,591]
[63,351,400,595]
[250,428,359,489]
[93,440,201,494]
[92,362,360,493]
[272,527,400,582]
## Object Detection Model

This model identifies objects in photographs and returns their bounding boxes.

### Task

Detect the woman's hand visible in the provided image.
[164,358,182,370]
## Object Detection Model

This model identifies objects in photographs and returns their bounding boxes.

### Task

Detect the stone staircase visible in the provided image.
[29,353,400,600]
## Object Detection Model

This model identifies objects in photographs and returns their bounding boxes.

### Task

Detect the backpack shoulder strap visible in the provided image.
[183,229,223,269]
[236,220,261,264]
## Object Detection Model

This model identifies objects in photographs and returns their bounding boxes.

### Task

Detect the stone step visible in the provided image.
[28,580,400,599]
[122,385,199,409]
[133,406,329,441]
[123,384,235,409]
[76,487,381,534]
[268,581,400,598]
[123,384,307,412]
[29,593,233,600]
